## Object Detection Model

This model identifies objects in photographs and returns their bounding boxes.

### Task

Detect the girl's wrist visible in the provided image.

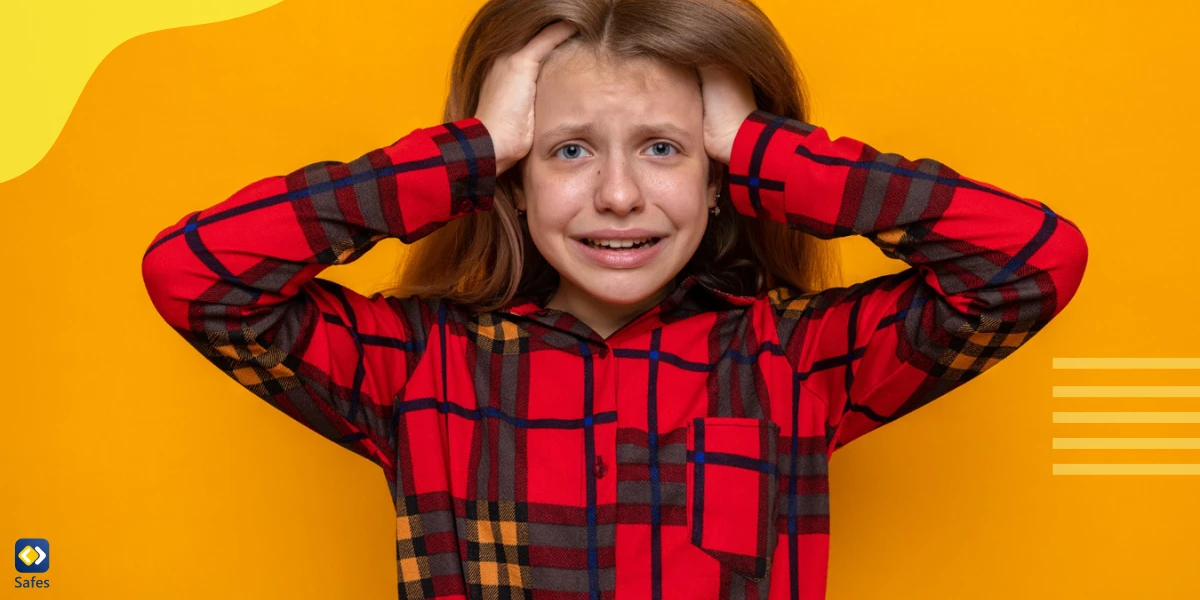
[496,155,517,176]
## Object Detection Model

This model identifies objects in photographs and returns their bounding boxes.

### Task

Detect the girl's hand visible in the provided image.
[698,64,758,166]
[475,21,578,176]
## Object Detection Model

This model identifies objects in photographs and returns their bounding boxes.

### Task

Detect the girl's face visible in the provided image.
[517,49,717,317]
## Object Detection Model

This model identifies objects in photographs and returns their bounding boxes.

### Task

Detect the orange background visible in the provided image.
[2,0,1198,598]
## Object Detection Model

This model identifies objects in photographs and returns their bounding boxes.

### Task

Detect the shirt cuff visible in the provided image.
[419,117,497,216]
[727,109,815,227]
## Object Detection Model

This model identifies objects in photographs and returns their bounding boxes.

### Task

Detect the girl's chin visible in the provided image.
[571,277,673,308]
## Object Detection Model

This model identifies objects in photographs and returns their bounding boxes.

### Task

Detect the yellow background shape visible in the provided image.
[1,0,1199,598]
[0,0,282,184]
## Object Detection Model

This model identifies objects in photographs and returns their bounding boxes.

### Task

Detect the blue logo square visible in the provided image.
[15,538,49,573]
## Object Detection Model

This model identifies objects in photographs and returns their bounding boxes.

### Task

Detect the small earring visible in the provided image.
[710,189,721,216]
[516,207,526,217]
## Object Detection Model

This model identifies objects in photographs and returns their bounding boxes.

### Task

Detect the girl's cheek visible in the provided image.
[540,184,587,214]
[529,199,575,232]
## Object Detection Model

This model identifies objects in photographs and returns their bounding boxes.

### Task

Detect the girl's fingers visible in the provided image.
[698,63,727,90]
[698,63,757,164]
[518,21,578,64]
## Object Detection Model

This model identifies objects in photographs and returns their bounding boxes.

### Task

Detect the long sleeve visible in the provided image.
[727,109,1088,454]
[140,118,496,479]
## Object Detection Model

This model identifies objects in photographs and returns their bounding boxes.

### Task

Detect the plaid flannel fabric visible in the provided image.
[686,417,780,580]
[142,110,1087,599]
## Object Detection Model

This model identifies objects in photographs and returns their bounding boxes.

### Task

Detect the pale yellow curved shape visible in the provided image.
[0,0,282,183]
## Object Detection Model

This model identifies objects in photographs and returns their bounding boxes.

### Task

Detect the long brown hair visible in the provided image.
[387,0,841,311]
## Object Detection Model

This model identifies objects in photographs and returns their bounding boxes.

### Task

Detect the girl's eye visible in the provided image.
[648,142,678,157]
[555,144,590,160]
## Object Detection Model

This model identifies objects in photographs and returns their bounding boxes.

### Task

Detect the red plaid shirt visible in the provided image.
[142,109,1088,599]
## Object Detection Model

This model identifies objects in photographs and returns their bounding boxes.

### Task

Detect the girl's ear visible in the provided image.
[707,158,723,209]
[511,174,527,211]
[502,166,527,211]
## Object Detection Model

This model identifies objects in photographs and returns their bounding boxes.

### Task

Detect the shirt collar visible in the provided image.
[497,274,757,320]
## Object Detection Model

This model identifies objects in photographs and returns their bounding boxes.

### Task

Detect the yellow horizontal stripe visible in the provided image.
[1053,438,1200,449]
[1052,358,1200,369]
[1053,412,1200,423]
[1052,386,1200,398]
[1053,464,1200,475]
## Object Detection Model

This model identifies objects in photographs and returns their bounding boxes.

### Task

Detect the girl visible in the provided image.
[141,0,1088,598]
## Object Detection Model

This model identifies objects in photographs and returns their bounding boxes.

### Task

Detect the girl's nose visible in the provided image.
[594,156,644,215]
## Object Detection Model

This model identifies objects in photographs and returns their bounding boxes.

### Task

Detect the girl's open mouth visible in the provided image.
[580,237,661,250]
[574,237,665,269]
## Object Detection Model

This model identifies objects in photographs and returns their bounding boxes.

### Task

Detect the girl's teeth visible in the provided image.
[584,238,655,249]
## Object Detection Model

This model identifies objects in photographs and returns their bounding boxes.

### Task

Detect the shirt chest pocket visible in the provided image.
[685,417,781,581]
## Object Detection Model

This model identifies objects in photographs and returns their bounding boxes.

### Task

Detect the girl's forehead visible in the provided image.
[541,45,698,92]
[533,91,703,144]
[536,52,702,123]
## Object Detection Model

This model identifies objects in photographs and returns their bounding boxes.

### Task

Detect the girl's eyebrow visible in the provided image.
[537,122,693,146]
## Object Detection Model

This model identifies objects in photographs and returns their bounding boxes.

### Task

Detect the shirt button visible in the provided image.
[594,455,608,479]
